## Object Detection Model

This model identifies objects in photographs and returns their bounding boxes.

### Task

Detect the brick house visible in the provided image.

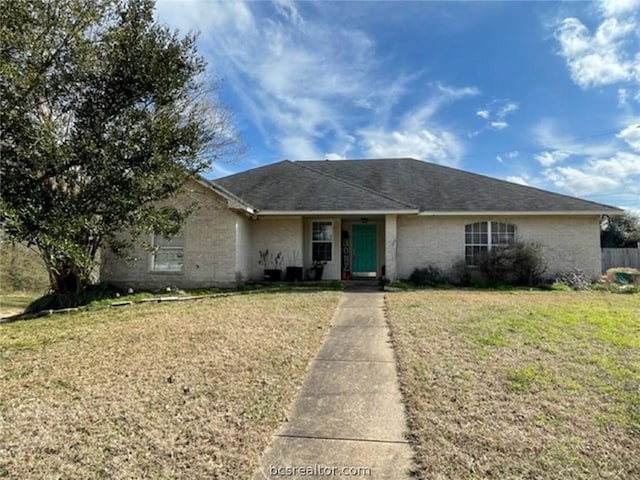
[100,158,622,288]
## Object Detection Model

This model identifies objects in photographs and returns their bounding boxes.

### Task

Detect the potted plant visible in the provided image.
[311,260,326,281]
[258,249,283,281]
[286,250,303,282]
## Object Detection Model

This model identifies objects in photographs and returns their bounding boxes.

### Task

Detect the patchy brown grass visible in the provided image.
[386,290,640,480]
[0,294,36,318]
[0,291,341,479]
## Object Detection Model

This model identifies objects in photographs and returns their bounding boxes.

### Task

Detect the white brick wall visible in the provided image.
[101,179,241,289]
[248,217,304,280]
[396,215,602,280]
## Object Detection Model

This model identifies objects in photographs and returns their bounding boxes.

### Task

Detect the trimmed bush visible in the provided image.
[477,241,547,287]
[409,266,448,287]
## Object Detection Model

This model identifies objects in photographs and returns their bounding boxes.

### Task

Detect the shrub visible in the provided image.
[548,281,572,291]
[555,268,591,291]
[477,241,547,287]
[451,259,472,286]
[409,266,447,287]
[24,284,117,314]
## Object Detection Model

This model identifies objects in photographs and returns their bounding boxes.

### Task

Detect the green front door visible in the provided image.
[352,224,377,276]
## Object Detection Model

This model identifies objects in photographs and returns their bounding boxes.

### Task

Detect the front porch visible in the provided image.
[248,214,399,283]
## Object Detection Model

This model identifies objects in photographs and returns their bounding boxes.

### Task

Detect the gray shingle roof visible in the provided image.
[212,158,621,213]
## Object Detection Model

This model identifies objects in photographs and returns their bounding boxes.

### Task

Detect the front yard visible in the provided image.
[386,290,640,480]
[0,291,341,479]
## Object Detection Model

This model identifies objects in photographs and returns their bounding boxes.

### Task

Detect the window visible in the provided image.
[312,221,332,262]
[151,231,184,271]
[465,221,515,265]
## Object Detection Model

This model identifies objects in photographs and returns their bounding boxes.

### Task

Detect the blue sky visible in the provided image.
[155,0,640,211]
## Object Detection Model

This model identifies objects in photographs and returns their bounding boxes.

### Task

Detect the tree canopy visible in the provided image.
[1,0,240,293]
[601,211,640,248]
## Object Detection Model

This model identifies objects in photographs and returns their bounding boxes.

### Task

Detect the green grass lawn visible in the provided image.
[0,294,36,311]
[386,290,640,480]
[0,291,341,479]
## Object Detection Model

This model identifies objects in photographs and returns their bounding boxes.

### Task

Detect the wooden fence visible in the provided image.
[602,247,640,271]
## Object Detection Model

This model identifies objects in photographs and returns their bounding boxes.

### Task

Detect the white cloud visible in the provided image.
[280,136,321,160]
[599,0,640,17]
[545,166,620,194]
[617,123,640,150]
[273,0,304,26]
[156,0,254,33]
[473,99,519,134]
[532,119,618,158]
[506,175,530,186]
[499,102,519,116]
[360,127,463,165]
[357,82,477,165]
[535,150,571,167]
[406,83,480,128]
[544,151,640,196]
[531,118,640,208]
[554,1,640,91]
[324,153,346,160]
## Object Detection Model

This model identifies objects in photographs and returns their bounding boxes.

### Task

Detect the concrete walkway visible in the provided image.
[253,291,414,479]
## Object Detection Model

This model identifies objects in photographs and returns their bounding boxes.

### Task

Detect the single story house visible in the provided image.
[101,158,622,288]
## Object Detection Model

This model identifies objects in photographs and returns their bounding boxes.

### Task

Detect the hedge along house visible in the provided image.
[100,158,622,289]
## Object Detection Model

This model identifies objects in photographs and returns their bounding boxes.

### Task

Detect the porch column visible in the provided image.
[385,214,398,282]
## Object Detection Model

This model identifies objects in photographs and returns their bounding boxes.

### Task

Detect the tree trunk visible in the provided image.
[51,268,81,294]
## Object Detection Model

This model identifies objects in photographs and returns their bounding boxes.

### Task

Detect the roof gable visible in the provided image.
[212,158,622,214]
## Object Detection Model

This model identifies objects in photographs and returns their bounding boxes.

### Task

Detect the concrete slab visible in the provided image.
[280,390,408,441]
[331,308,387,327]
[253,436,412,480]
[252,291,414,479]
[338,292,385,309]
[295,361,401,396]
[316,328,395,362]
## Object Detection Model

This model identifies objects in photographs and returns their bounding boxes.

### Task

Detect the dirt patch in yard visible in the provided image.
[386,290,639,480]
[0,291,341,479]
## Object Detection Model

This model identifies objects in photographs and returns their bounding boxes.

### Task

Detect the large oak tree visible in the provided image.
[1,0,240,293]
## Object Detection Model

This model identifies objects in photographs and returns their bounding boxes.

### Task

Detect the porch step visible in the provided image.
[343,278,383,291]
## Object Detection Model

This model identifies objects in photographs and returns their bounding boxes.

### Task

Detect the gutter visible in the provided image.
[255,209,420,216]
[417,210,620,216]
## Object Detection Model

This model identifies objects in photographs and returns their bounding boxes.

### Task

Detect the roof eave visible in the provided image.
[418,210,621,216]
[195,177,257,214]
[257,209,420,216]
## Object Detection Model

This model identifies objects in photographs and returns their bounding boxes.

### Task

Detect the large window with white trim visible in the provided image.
[151,231,184,272]
[312,221,333,262]
[465,221,515,266]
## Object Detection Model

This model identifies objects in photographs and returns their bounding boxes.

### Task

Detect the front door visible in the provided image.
[352,224,377,277]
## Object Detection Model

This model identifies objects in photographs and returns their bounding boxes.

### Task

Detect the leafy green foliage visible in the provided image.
[477,241,547,287]
[1,0,241,293]
[601,211,640,248]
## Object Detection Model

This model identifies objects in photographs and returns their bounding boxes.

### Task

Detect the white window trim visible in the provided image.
[465,221,516,266]
[150,232,184,273]
[311,220,334,263]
